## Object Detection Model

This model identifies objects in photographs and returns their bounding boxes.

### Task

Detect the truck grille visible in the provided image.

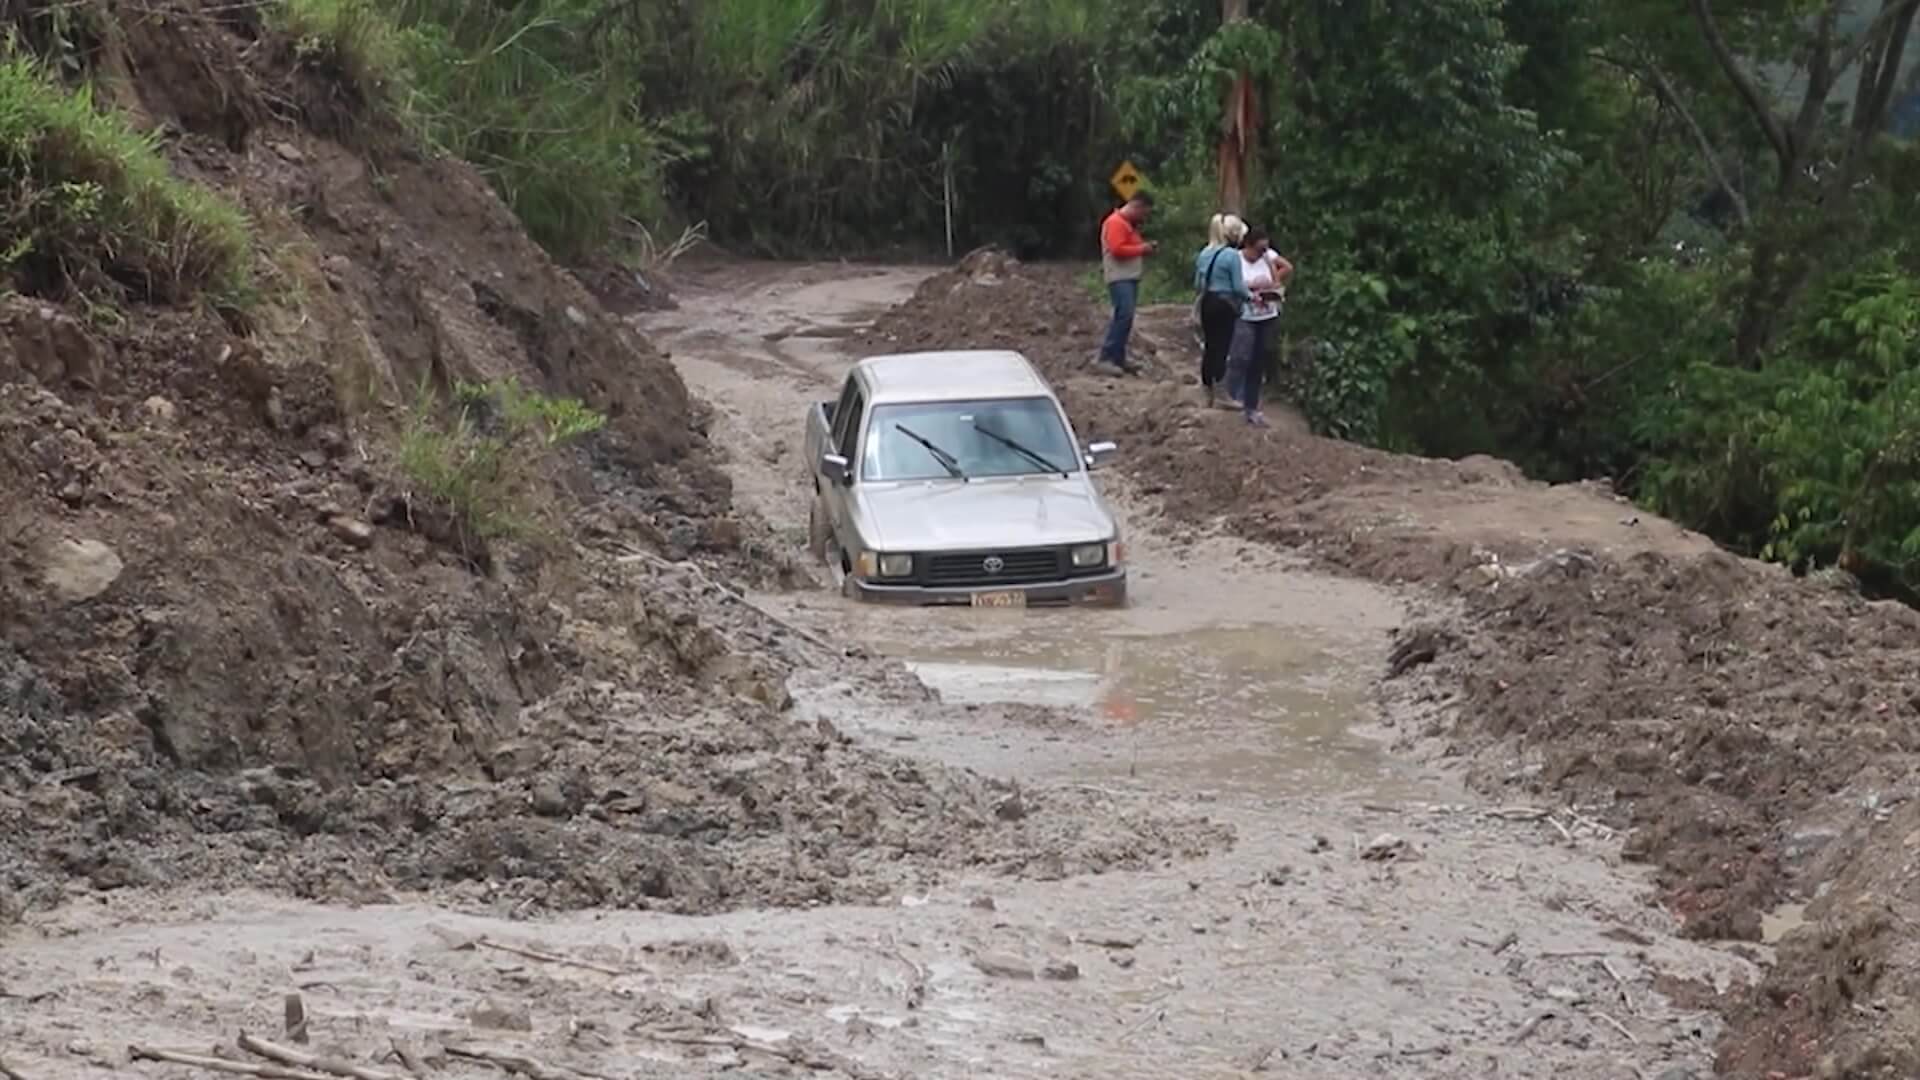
[925,548,1063,586]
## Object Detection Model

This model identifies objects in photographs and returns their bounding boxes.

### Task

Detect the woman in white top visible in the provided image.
[1226,227,1294,427]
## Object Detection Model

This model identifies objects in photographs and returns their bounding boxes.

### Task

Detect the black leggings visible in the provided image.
[1198,293,1239,388]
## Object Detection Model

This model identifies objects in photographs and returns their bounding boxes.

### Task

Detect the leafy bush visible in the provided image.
[399,378,605,548]
[0,51,251,304]
[1640,259,1920,593]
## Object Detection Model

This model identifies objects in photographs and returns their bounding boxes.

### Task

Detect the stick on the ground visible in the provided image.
[1593,1010,1638,1043]
[1548,815,1575,843]
[128,1045,334,1080]
[1597,957,1635,1012]
[238,1034,408,1080]
[1566,809,1617,837]
[1483,806,1552,821]
[1511,1010,1555,1044]
[470,937,633,977]
[443,1046,613,1080]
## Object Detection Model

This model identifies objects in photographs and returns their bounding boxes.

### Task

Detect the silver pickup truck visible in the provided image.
[803,349,1126,608]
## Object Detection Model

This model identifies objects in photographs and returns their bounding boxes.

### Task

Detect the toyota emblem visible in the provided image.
[982,556,1006,574]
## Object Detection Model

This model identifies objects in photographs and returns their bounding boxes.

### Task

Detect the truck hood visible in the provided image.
[857,475,1116,551]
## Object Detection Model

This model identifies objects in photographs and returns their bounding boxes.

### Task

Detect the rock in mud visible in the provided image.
[141,396,177,422]
[325,515,374,549]
[665,521,699,558]
[39,538,123,602]
[971,953,1035,980]
[469,1001,533,1032]
[1361,833,1407,861]
[529,778,570,818]
[1040,958,1081,981]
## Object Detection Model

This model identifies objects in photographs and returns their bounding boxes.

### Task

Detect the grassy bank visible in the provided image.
[0,51,251,305]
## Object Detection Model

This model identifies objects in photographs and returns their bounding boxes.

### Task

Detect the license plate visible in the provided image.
[971,590,1027,609]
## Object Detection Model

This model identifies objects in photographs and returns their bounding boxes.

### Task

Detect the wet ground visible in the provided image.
[640,262,1753,1076]
[3,262,1759,1080]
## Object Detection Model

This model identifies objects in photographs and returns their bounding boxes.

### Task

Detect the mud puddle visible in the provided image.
[891,623,1396,797]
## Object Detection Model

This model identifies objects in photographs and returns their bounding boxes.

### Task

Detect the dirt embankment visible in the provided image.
[863,250,1920,1078]
[0,7,1219,925]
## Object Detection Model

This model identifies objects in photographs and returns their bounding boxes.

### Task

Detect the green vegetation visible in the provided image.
[0,50,251,304]
[400,378,606,546]
[1102,0,1920,595]
[8,0,1920,594]
[275,0,404,125]
[267,0,1920,596]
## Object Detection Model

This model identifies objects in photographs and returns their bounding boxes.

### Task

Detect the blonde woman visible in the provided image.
[1191,213,1251,407]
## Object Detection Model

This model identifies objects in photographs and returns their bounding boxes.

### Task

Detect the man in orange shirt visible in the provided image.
[1097,193,1155,375]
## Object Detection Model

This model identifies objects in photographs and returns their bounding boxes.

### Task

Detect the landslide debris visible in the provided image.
[862,249,1920,1079]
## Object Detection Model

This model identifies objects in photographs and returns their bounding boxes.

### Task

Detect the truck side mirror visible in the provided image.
[821,453,851,484]
[1084,441,1118,468]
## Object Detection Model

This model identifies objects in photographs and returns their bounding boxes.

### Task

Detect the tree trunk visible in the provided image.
[1217,0,1254,214]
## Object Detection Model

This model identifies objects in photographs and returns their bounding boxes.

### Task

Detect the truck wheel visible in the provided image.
[806,498,829,562]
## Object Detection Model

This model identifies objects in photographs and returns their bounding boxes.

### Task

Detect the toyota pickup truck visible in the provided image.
[803,349,1125,608]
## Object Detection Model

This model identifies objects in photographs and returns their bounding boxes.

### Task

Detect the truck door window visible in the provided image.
[837,390,865,462]
[830,378,857,439]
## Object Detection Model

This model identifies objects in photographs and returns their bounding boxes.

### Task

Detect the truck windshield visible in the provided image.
[862,397,1077,481]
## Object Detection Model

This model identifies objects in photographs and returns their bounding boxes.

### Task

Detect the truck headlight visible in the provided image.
[1070,543,1106,568]
[878,553,914,578]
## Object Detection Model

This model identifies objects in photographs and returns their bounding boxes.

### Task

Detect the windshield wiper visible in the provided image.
[972,421,1067,476]
[893,424,967,479]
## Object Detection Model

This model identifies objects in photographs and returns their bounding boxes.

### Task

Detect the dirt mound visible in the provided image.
[865,251,1920,1078]
[0,15,1224,923]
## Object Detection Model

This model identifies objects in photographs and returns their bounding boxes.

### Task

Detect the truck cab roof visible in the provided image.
[852,350,1052,406]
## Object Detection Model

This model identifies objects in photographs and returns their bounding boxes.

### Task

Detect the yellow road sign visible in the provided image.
[1109,160,1146,201]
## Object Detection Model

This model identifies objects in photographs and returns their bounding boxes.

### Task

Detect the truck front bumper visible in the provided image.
[847,568,1128,608]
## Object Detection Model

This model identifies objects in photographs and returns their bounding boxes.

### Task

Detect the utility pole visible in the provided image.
[1217,0,1255,214]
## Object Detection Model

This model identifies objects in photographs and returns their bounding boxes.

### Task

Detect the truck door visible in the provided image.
[825,384,866,553]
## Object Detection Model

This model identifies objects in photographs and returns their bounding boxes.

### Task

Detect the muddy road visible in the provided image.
[636,261,1749,1076]
[1,262,1752,1080]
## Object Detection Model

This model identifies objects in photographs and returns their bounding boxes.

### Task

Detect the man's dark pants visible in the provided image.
[1101,279,1139,367]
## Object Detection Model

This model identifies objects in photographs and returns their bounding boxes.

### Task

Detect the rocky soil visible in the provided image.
[861,250,1920,1078]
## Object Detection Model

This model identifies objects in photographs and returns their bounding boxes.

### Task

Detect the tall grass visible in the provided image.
[391,0,669,258]
[0,50,252,304]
